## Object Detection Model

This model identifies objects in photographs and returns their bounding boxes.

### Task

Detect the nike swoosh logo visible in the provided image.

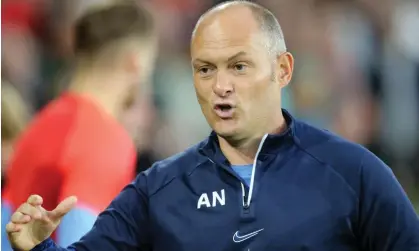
[232,228,264,243]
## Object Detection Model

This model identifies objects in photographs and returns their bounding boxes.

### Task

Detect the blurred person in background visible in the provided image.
[120,85,161,174]
[3,0,157,249]
[1,80,31,251]
[375,0,419,195]
[6,1,419,251]
[1,81,31,184]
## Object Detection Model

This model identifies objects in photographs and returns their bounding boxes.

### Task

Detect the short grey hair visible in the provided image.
[192,0,287,56]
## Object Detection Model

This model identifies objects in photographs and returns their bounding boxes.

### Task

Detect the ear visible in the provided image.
[123,49,142,76]
[275,52,294,88]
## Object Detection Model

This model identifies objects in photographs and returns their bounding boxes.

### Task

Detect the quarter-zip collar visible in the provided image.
[198,109,298,209]
[199,109,297,161]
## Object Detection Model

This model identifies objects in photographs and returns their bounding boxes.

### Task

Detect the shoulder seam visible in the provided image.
[148,176,176,198]
[187,158,210,176]
[294,140,361,203]
[148,156,208,198]
[356,150,369,226]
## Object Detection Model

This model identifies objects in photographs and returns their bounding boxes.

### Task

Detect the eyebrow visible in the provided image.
[227,51,247,62]
[192,51,248,66]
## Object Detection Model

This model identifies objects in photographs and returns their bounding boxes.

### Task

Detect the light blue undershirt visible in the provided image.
[2,201,13,251]
[231,164,253,186]
[57,207,97,247]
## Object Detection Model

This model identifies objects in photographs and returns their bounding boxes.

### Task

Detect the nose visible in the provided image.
[213,72,233,97]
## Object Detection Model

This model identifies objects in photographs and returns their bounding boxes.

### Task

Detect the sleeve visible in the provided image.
[357,151,419,250]
[32,173,151,251]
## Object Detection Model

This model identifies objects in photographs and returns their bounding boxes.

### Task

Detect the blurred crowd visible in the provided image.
[2,0,419,205]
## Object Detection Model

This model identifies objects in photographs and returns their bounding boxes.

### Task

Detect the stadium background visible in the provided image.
[1,0,419,213]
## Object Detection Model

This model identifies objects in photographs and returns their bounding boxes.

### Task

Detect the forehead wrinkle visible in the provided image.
[200,38,249,49]
[194,34,268,60]
[193,25,262,51]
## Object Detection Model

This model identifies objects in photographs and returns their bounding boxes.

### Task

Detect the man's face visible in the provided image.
[191,8,288,140]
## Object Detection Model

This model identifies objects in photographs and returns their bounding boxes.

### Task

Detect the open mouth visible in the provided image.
[214,103,234,118]
[215,104,232,112]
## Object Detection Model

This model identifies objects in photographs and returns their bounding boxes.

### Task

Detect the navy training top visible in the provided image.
[32,109,419,251]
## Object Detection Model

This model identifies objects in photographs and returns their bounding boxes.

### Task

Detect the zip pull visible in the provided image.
[240,183,250,209]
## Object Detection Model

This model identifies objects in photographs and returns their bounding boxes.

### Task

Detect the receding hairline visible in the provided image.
[191,1,287,55]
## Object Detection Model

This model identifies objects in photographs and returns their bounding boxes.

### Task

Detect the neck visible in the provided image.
[68,70,127,119]
[218,110,287,165]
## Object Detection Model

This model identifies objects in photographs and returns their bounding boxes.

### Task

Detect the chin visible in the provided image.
[216,130,236,139]
[215,129,248,148]
[213,122,241,139]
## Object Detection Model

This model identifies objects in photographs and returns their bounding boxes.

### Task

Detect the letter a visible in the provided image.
[197,193,211,209]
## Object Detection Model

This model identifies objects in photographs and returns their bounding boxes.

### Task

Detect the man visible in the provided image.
[7,1,419,251]
[3,0,157,249]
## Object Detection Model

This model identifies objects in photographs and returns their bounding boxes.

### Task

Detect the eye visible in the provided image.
[199,67,209,74]
[233,63,247,72]
[197,66,214,77]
